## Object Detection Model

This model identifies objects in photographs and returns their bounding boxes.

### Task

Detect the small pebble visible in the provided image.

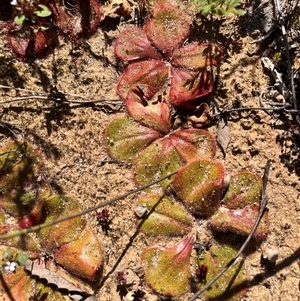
[262,244,279,263]
[134,204,148,217]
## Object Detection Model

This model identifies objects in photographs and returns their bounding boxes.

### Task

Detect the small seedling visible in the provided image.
[1,247,29,272]
[192,0,244,16]
[11,0,52,26]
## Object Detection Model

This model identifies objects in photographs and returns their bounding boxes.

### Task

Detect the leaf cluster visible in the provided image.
[192,0,244,16]
[12,0,51,26]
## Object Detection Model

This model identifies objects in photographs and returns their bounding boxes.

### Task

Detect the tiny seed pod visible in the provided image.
[262,244,279,263]
[134,203,149,217]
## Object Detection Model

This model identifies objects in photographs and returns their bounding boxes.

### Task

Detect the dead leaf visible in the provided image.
[217,118,230,157]
[24,260,97,301]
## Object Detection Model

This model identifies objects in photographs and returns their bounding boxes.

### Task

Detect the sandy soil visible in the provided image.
[0,1,300,300]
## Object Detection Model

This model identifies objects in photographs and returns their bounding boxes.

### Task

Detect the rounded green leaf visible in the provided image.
[39,195,86,250]
[172,159,225,216]
[14,15,26,25]
[134,138,183,191]
[114,26,162,61]
[196,242,247,300]
[145,3,190,56]
[136,193,193,236]
[35,4,52,17]
[222,172,262,209]
[104,114,163,162]
[142,237,193,296]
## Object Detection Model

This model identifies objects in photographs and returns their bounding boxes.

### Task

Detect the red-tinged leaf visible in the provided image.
[210,203,269,239]
[105,114,163,162]
[223,172,262,209]
[39,195,86,250]
[169,128,216,162]
[197,242,247,300]
[134,138,183,191]
[117,60,169,100]
[53,228,103,281]
[114,26,162,61]
[0,269,33,301]
[32,28,53,56]
[169,67,213,107]
[172,159,225,216]
[126,91,171,133]
[135,193,192,236]
[7,22,31,58]
[49,0,101,37]
[172,42,223,70]
[142,237,193,296]
[145,3,190,56]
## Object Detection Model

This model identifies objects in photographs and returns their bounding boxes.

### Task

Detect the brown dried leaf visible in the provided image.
[24,260,97,301]
[217,118,231,157]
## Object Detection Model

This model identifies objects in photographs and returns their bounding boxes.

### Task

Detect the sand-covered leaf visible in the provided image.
[197,242,247,300]
[134,138,183,191]
[170,128,216,162]
[114,26,162,61]
[172,42,222,70]
[172,159,225,216]
[145,3,190,56]
[53,228,103,281]
[135,193,192,236]
[142,237,193,296]
[105,114,163,162]
[38,195,86,250]
[222,172,262,209]
[210,203,269,238]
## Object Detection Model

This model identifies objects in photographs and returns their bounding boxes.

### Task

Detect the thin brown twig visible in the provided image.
[0,171,178,241]
[0,84,123,105]
[274,0,300,129]
[0,95,123,105]
[188,160,271,301]
[212,105,300,118]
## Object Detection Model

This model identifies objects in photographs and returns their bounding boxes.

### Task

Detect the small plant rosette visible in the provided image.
[104,113,216,191]
[114,1,223,111]
[7,0,102,58]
